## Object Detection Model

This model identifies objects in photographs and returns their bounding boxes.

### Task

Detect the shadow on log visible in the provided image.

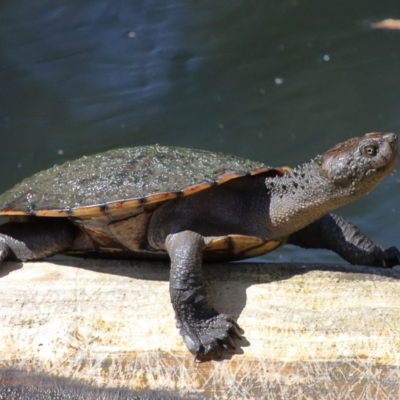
[1,259,400,399]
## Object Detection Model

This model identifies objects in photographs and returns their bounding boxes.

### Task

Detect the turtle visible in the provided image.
[0,132,399,361]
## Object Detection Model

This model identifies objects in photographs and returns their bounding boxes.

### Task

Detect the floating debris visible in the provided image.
[371,19,400,30]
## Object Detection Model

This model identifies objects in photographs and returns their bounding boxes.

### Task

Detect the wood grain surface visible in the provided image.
[1,259,400,399]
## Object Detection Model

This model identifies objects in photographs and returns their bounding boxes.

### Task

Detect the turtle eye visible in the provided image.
[363,145,378,157]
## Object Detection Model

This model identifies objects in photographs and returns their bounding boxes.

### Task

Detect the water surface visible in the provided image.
[0,0,399,263]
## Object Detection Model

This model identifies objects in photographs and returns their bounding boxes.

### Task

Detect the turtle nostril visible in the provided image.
[384,132,397,144]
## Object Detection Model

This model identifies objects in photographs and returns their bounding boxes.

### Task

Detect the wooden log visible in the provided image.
[1,259,400,399]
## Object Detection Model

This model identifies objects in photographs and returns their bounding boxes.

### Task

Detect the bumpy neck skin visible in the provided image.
[264,159,362,240]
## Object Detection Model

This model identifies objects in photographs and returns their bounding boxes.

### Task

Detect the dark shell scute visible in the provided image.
[0,145,269,214]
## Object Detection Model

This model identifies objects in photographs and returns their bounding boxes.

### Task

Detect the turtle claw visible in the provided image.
[222,336,237,350]
[179,313,243,362]
[381,246,400,268]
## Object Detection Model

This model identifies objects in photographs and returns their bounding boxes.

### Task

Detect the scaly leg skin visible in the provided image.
[0,241,9,263]
[288,213,400,268]
[0,218,77,264]
[165,231,242,362]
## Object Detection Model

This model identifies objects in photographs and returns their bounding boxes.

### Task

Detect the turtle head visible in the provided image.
[319,132,398,194]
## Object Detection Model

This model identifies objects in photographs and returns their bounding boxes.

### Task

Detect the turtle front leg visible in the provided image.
[0,218,77,264]
[165,231,242,361]
[288,213,400,268]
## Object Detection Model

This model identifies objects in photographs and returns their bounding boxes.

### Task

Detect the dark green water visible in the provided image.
[0,0,399,264]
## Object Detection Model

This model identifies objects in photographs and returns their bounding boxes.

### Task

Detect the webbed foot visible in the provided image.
[382,246,400,268]
[177,311,242,362]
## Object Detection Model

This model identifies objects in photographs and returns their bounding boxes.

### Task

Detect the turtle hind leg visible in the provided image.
[165,230,242,361]
[0,217,78,263]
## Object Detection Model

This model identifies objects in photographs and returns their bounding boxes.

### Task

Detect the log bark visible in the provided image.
[1,259,400,399]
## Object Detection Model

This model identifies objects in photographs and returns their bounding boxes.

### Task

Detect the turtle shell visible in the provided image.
[0,145,288,260]
[0,145,285,218]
